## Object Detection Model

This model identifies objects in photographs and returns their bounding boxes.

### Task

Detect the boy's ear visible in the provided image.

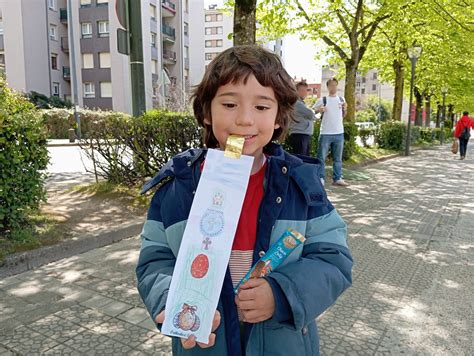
[204,117,212,125]
[274,123,281,129]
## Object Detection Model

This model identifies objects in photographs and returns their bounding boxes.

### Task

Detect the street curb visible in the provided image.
[47,142,81,147]
[348,144,446,170]
[0,221,143,278]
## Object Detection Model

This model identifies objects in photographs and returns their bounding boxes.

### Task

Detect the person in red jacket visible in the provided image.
[454,111,474,160]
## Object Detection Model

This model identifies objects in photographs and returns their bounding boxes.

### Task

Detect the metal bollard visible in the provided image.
[68,128,76,143]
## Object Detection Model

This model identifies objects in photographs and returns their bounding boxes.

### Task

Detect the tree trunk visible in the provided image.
[344,61,357,121]
[414,87,423,126]
[425,95,431,127]
[233,0,257,45]
[392,59,404,121]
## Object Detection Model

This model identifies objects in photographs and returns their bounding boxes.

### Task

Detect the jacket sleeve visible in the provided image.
[267,205,352,330]
[135,185,175,327]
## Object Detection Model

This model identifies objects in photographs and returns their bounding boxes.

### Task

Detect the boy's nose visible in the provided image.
[235,107,254,126]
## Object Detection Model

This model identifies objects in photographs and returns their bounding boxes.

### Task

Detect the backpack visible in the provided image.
[320,96,346,120]
[460,126,471,139]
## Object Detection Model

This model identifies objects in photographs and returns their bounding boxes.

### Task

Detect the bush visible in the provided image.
[79,110,203,186]
[376,121,405,150]
[308,120,357,161]
[355,109,377,123]
[0,79,49,233]
[27,91,72,109]
[42,108,128,139]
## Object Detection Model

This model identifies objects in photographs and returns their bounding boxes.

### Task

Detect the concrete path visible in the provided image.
[1,145,472,355]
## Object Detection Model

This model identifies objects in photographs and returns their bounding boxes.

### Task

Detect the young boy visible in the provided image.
[136,45,353,355]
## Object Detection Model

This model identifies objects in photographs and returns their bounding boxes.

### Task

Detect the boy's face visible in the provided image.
[205,74,280,158]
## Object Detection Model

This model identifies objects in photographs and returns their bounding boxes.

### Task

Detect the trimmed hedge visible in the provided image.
[79,110,203,186]
[0,79,49,233]
[376,121,453,150]
[42,108,128,139]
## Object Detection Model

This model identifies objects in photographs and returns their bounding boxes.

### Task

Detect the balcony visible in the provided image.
[60,8,68,23]
[61,36,69,52]
[161,0,176,16]
[163,49,177,64]
[162,24,175,42]
[63,66,71,81]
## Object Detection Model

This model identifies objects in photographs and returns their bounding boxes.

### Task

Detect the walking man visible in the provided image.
[454,111,474,160]
[313,78,348,186]
[288,81,316,156]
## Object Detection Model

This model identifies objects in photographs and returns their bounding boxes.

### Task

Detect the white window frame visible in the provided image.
[98,21,109,37]
[51,53,58,70]
[48,0,56,11]
[82,53,94,69]
[80,0,92,7]
[205,15,212,22]
[97,0,109,5]
[100,82,112,98]
[52,82,60,96]
[150,4,156,20]
[216,39,223,47]
[81,22,92,38]
[99,52,111,68]
[151,32,156,48]
[83,82,95,98]
[49,24,57,40]
[151,60,158,74]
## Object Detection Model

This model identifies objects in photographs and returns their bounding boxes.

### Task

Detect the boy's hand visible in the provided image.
[318,106,326,113]
[155,310,221,349]
[235,278,275,323]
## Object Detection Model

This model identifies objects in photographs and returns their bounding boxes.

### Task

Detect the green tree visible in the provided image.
[234,0,257,45]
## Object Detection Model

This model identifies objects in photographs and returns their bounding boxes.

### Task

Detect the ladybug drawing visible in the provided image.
[173,304,201,332]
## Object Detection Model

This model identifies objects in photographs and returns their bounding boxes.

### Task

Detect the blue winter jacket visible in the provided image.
[136,143,353,356]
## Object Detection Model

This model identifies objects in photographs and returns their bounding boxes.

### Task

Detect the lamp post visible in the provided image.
[405,44,422,156]
[440,86,448,144]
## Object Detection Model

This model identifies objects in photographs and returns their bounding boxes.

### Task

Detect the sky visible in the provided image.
[204,0,324,83]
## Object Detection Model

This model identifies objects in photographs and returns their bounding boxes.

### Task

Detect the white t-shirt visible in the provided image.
[313,96,345,135]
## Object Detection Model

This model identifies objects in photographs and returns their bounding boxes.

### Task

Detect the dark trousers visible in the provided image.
[288,133,312,156]
[459,137,469,157]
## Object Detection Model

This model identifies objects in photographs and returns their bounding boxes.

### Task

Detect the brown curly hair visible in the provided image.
[192,45,298,148]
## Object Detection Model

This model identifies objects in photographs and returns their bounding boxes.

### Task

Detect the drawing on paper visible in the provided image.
[191,254,209,279]
[173,304,201,332]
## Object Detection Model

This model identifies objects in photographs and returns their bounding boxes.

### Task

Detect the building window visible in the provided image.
[81,22,92,38]
[150,4,156,20]
[49,24,57,40]
[373,72,377,80]
[151,60,158,74]
[98,21,109,37]
[151,32,156,48]
[205,14,223,22]
[51,53,58,70]
[372,84,377,91]
[361,88,365,94]
[362,77,366,83]
[80,0,91,7]
[97,0,108,5]
[100,82,112,98]
[83,82,95,98]
[82,53,94,69]
[205,52,219,61]
[48,0,56,11]
[356,82,360,88]
[99,52,111,68]
[52,82,60,97]
[184,0,189,13]
[205,39,223,48]
[184,22,189,36]
[205,26,223,35]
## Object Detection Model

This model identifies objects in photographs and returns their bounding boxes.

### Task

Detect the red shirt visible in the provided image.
[454,115,474,138]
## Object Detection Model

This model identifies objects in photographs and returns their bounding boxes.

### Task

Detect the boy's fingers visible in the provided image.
[212,311,221,332]
[240,278,263,289]
[237,288,255,301]
[181,335,197,349]
[197,333,216,348]
[155,311,165,324]
[236,299,255,311]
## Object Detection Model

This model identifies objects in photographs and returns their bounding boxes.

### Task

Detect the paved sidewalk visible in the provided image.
[1,145,473,355]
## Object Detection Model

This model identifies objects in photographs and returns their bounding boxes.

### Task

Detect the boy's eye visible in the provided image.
[222,103,237,108]
[255,105,270,111]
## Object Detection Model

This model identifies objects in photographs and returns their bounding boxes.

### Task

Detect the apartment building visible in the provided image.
[189,3,284,87]
[0,0,191,114]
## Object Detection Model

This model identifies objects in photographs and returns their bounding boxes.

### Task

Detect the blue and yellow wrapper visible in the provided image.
[234,228,306,293]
